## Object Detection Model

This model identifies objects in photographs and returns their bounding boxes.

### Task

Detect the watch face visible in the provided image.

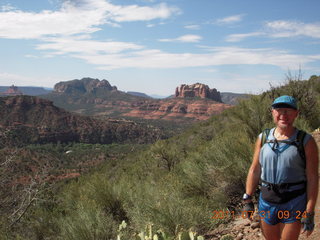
[243,193,251,200]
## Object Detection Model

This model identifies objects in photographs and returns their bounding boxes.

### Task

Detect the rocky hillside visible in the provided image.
[220,92,250,105]
[0,96,163,146]
[42,78,231,121]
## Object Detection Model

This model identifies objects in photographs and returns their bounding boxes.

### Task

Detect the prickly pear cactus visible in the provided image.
[178,230,204,240]
[153,230,167,240]
[179,231,190,240]
[118,220,127,231]
[137,232,145,240]
[220,234,234,240]
[117,220,128,240]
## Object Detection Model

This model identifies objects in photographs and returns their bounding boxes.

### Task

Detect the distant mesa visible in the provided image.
[54,78,117,94]
[0,85,23,96]
[0,85,52,96]
[127,91,152,98]
[175,83,222,102]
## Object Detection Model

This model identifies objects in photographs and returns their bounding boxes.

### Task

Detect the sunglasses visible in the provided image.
[272,108,297,116]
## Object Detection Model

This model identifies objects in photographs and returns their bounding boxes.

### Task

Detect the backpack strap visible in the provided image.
[261,128,307,162]
[295,130,307,162]
[261,128,271,147]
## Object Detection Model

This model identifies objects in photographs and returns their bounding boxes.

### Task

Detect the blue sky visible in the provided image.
[0,0,320,96]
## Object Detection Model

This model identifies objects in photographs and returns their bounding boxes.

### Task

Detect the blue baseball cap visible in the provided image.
[271,95,297,109]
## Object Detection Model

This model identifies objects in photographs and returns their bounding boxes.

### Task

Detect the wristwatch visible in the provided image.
[243,193,252,201]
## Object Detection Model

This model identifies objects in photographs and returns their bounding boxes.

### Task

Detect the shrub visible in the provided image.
[58,203,117,240]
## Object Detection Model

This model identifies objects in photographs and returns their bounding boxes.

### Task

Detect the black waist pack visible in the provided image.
[260,180,306,204]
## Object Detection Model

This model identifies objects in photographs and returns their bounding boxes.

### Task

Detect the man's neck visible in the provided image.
[274,126,295,139]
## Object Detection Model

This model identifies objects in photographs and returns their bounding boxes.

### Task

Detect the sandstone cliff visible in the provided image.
[122,98,230,121]
[175,83,222,102]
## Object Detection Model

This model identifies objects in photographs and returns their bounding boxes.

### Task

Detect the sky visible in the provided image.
[0,0,320,97]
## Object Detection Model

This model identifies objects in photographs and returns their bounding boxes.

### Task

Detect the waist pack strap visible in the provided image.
[261,180,306,190]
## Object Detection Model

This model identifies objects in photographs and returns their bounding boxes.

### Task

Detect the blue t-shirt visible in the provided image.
[259,128,311,184]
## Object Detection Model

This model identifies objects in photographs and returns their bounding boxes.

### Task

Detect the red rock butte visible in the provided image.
[175,83,221,102]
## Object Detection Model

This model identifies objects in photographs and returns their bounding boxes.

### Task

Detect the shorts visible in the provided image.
[258,192,307,225]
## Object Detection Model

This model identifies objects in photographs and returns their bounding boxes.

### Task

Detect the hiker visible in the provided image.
[243,95,319,240]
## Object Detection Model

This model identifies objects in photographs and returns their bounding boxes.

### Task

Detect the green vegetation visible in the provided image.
[1,75,320,239]
[100,116,193,139]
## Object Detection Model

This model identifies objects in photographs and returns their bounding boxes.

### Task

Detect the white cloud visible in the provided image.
[68,46,320,71]
[265,20,320,39]
[36,37,144,55]
[184,24,200,30]
[1,4,16,11]
[225,20,320,42]
[159,34,202,43]
[226,32,264,42]
[216,14,245,25]
[0,0,180,39]
[0,72,62,87]
[0,6,103,39]
[106,2,181,22]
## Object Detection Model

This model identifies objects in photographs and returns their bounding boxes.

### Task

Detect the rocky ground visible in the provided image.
[206,211,262,240]
[207,131,320,240]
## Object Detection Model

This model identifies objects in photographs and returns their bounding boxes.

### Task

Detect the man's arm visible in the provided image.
[303,136,319,236]
[245,137,262,197]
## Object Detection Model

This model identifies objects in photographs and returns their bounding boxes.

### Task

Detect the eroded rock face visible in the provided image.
[175,83,222,102]
[54,78,117,94]
[122,98,231,121]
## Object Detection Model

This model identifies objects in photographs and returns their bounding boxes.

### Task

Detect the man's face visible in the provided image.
[272,108,298,129]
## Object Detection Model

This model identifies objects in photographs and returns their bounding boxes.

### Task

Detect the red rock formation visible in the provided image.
[122,98,231,121]
[1,85,23,96]
[175,83,221,102]
[43,79,230,122]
